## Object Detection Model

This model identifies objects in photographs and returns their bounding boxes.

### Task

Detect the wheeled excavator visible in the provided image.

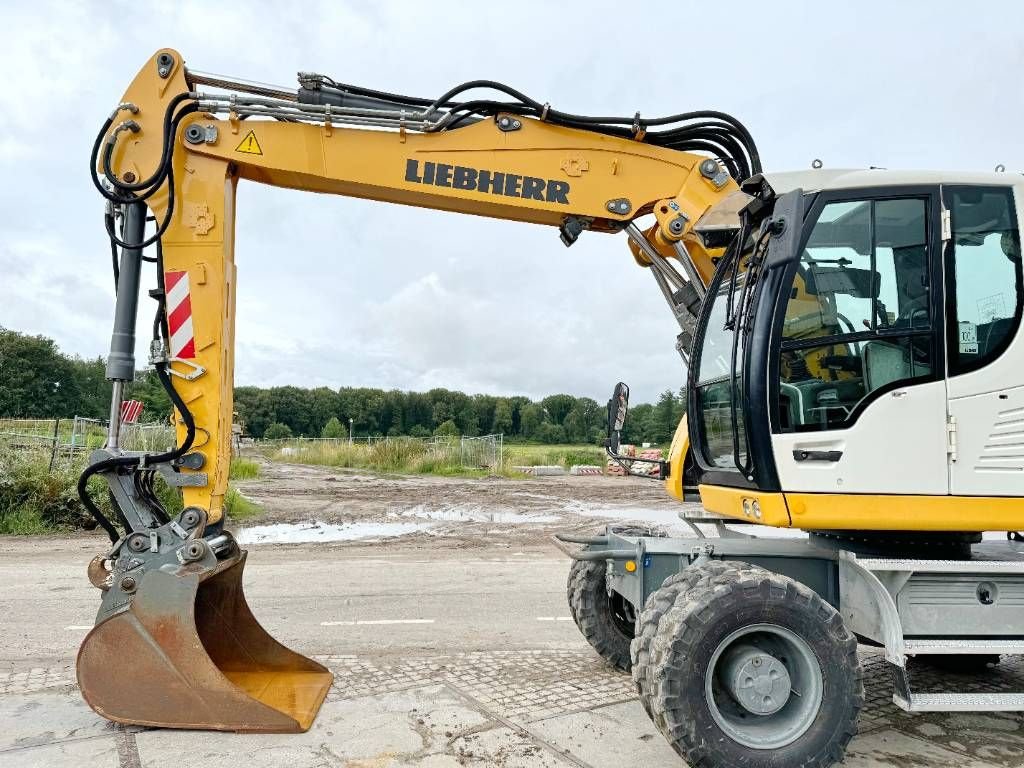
[80,49,1024,767]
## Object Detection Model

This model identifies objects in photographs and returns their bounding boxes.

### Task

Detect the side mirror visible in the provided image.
[606,382,629,453]
[764,189,806,269]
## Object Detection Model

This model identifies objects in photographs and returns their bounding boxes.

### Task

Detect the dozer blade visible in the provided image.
[78,545,332,732]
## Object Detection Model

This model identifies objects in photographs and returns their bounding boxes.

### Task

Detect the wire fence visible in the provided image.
[0,417,176,471]
[460,433,504,469]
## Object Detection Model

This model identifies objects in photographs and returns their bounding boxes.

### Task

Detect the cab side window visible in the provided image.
[947,187,1022,376]
[777,197,933,433]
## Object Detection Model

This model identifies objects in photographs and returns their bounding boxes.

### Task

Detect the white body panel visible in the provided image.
[945,182,1024,496]
[949,384,1024,496]
[772,380,948,495]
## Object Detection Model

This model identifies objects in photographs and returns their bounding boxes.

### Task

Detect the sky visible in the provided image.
[1,1,1023,404]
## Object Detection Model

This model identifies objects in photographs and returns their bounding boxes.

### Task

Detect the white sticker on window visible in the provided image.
[978,293,1009,323]
[959,321,979,354]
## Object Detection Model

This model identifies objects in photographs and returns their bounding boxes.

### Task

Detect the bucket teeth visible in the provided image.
[77,531,332,732]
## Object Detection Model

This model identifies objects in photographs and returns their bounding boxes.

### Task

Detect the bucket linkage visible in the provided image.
[78,506,333,732]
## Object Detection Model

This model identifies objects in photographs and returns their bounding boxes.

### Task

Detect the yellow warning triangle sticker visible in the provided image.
[235,130,263,155]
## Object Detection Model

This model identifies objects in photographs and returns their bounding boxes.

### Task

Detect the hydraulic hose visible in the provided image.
[77,360,197,543]
[77,467,121,542]
[103,162,176,250]
[306,76,761,178]
[89,93,196,203]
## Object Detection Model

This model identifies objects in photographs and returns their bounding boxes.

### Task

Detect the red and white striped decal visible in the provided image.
[165,270,196,359]
[120,399,144,424]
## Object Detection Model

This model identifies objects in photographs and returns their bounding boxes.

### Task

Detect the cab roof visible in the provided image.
[763,168,1022,194]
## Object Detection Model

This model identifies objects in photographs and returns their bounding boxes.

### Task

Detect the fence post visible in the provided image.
[48,418,61,472]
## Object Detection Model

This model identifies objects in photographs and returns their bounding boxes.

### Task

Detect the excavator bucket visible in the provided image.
[77,546,333,732]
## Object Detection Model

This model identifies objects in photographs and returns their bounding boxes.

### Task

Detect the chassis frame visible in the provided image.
[556,524,1024,712]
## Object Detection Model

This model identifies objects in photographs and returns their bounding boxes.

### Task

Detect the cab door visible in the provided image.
[770,189,949,495]
[943,185,1024,496]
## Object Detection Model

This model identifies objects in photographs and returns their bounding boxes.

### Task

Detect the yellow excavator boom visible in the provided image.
[104,49,738,525]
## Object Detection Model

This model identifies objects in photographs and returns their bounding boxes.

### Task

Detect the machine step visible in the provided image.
[858,558,1024,574]
[894,692,1024,712]
[904,639,1024,655]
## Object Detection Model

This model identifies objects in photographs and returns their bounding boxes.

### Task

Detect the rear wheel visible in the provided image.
[567,559,635,671]
[650,566,863,768]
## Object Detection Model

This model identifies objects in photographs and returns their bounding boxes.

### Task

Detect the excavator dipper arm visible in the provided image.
[76,48,754,732]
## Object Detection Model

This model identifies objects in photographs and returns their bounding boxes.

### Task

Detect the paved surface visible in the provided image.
[2,466,1023,766]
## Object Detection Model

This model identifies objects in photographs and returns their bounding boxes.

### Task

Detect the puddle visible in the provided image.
[236,520,433,544]
[399,504,562,524]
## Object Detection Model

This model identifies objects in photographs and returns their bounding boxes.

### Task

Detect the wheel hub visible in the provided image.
[705,623,823,750]
[720,644,791,715]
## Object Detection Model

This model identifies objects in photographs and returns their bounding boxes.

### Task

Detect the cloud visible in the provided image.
[3,1,1024,404]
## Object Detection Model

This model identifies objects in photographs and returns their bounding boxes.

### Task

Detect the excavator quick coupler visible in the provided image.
[77,507,333,732]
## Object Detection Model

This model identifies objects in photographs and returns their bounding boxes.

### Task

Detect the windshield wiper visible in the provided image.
[722,220,749,331]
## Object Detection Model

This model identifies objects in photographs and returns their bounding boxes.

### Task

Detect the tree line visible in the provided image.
[0,328,686,445]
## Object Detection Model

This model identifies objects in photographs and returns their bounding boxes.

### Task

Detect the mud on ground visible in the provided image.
[233,460,704,549]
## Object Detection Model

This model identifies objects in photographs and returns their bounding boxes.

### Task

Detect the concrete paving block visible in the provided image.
[450,726,567,767]
[512,465,566,476]
[894,711,1024,767]
[527,700,678,767]
[2,737,119,768]
[845,728,1002,767]
[0,690,112,751]
[135,684,493,768]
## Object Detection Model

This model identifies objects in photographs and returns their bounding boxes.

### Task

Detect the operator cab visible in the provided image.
[686,169,1024,532]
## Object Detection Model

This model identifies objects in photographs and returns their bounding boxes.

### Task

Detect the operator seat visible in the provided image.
[863,246,930,390]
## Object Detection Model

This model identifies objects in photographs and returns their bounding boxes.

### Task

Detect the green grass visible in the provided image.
[229,458,261,480]
[264,438,613,477]
[0,443,186,535]
[266,438,526,478]
[0,447,165,534]
[503,444,606,468]
[224,487,261,520]
[0,449,90,533]
[0,505,53,534]
[0,438,266,533]
[153,476,184,519]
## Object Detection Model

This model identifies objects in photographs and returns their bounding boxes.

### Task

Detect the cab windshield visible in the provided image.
[694,268,747,469]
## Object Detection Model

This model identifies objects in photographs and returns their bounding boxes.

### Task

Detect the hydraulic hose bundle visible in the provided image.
[297,75,762,181]
[81,93,202,542]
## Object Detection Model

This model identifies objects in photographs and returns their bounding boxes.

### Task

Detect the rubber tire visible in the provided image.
[567,559,634,671]
[631,560,759,722]
[651,566,863,768]
[915,654,1001,674]
[567,527,663,633]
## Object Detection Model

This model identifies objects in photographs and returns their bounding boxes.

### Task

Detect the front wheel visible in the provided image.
[650,566,863,768]
[567,559,635,671]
